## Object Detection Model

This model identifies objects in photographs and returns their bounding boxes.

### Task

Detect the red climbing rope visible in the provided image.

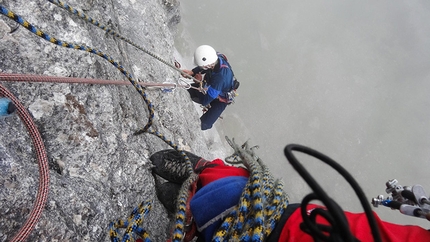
[0,72,199,240]
[0,73,194,89]
[0,84,50,242]
[0,72,131,85]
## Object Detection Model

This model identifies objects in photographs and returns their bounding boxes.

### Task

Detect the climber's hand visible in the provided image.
[193,73,202,82]
[181,69,194,78]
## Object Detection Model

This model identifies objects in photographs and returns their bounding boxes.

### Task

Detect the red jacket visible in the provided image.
[280,204,430,242]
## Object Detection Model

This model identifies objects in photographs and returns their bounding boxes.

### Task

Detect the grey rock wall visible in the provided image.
[0,0,216,241]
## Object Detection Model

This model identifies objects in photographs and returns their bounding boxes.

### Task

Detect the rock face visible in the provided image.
[0,0,219,241]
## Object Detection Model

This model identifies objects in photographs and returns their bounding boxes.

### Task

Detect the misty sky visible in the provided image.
[175,0,430,228]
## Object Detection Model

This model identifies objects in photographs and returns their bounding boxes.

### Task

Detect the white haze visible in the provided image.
[175,0,430,228]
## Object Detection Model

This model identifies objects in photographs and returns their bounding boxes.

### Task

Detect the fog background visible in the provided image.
[174,0,430,228]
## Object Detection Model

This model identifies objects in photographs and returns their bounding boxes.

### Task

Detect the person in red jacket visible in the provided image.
[150,149,430,242]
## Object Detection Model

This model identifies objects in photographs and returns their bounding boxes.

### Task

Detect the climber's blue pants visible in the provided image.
[188,88,228,130]
[200,100,227,130]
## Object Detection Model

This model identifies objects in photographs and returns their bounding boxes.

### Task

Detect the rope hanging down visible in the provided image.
[0,3,195,241]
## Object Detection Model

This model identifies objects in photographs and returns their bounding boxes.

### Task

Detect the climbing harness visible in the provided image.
[218,88,238,104]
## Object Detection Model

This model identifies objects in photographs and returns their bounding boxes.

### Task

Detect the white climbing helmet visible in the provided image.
[194,45,218,67]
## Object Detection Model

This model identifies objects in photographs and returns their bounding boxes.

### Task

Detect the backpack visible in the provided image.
[217,53,240,104]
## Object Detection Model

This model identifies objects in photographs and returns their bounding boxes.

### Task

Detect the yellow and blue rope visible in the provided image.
[0,4,193,241]
[212,138,289,242]
[109,201,152,242]
[46,0,198,82]
[0,5,155,133]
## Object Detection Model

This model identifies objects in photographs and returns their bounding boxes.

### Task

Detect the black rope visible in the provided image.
[284,144,382,242]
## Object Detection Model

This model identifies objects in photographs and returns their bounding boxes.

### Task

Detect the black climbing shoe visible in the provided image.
[154,181,182,214]
[150,149,212,184]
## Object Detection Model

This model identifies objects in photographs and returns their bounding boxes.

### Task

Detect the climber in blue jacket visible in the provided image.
[182,45,238,130]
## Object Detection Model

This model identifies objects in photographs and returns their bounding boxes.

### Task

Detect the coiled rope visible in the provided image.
[112,137,290,242]
[211,137,289,241]
[284,144,382,242]
[0,84,50,242]
[0,4,195,241]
